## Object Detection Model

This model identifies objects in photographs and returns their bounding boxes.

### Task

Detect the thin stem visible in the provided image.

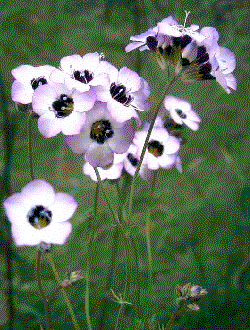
[165,305,182,330]
[85,182,99,330]
[115,236,132,330]
[28,112,34,180]
[47,254,81,330]
[94,168,122,230]
[93,169,132,330]
[144,171,157,327]
[36,250,52,330]
[127,76,177,230]
[47,285,63,302]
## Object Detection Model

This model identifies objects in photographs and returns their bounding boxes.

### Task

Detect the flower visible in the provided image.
[50,53,113,93]
[94,66,150,124]
[11,64,55,104]
[163,95,201,131]
[64,101,135,168]
[32,82,96,138]
[157,11,206,44]
[119,143,153,181]
[134,120,180,170]
[210,46,237,94]
[190,285,207,298]
[125,16,179,53]
[83,161,123,181]
[3,180,77,246]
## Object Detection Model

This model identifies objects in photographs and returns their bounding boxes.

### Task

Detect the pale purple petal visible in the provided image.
[216,46,236,74]
[85,143,114,168]
[60,111,86,135]
[140,166,153,181]
[64,129,92,154]
[108,122,134,153]
[11,223,41,246]
[4,193,28,224]
[125,42,143,53]
[38,112,62,138]
[40,222,72,245]
[21,180,55,207]
[50,192,77,222]
[60,54,84,74]
[118,67,142,92]
[183,119,199,131]
[225,74,237,91]
[11,65,38,83]
[163,136,180,154]
[107,99,139,123]
[32,84,58,116]
[72,89,96,112]
[157,23,182,37]
[81,52,100,71]
[11,80,33,104]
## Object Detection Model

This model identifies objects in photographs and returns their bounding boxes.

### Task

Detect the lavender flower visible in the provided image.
[3,180,77,246]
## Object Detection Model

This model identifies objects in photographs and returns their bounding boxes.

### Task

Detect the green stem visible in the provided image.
[115,236,132,330]
[28,112,35,180]
[47,285,63,302]
[165,305,182,330]
[144,172,157,327]
[47,254,81,330]
[94,168,122,230]
[85,182,99,330]
[36,250,52,330]
[127,76,177,230]
[93,169,132,330]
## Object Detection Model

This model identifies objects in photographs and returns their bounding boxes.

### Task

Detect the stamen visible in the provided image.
[127,153,139,167]
[110,83,133,107]
[184,10,190,28]
[90,120,114,144]
[31,77,47,90]
[52,94,74,118]
[176,109,187,119]
[148,140,164,157]
[27,205,52,230]
[73,70,93,84]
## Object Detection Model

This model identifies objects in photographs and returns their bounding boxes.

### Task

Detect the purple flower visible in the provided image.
[32,82,96,138]
[95,66,150,124]
[11,64,55,104]
[50,53,113,93]
[115,143,153,181]
[210,46,237,94]
[3,180,77,246]
[164,95,201,131]
[64,102,135,168]
[134,121,180,170]
[125,16,179,53]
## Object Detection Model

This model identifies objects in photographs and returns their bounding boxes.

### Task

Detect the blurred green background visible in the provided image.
[0,0,250,329]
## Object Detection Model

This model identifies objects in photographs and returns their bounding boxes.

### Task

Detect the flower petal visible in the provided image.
[40,222,72,245]
[50,192,77,223]
[21,180,55,208]
[11,223,41,246]
[38,112,62,138]
[108,122,134,153]
[11,80,33,104]
[85,143,114,168]
[60,111,86,135]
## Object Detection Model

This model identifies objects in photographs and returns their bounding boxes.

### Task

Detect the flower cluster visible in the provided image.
[11,53,151,167]
[83,114,183,182]
[175,283,208,311]
[6,12,236,250]
[126,12,236,94]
